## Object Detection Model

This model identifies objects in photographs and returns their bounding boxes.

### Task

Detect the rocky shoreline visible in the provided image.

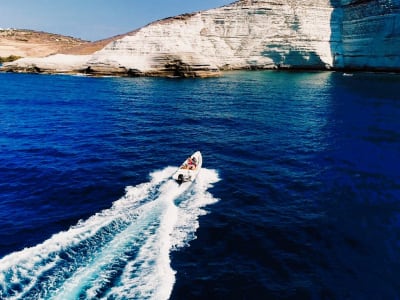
[1,0,400,78]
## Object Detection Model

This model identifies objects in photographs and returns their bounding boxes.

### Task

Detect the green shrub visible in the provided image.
[0,55,22,63]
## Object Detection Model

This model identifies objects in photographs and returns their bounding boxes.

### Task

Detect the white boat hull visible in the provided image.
[172,151,202,184]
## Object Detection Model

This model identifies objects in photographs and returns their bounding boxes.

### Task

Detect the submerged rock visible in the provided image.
[1,0,400,76]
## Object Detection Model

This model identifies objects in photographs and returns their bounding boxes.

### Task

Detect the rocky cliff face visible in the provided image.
[335,0,400,71]
[2,0,400,76]
[86,0,336,76]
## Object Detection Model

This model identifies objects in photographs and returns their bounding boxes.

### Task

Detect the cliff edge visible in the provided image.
[2,0,400,77]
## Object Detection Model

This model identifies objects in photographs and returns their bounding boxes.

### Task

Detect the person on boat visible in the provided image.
[188,156,197,170]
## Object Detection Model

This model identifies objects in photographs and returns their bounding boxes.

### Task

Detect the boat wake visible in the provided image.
[0,167,220,300]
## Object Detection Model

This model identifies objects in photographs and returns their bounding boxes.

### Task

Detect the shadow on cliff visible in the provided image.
[261,48,327,70]
[329,0,400,72]
[329,0,344,69]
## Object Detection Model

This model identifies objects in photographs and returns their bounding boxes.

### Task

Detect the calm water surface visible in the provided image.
[0,71,399,299]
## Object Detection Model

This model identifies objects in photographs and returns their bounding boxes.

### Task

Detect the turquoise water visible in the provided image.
[0,71,399,299]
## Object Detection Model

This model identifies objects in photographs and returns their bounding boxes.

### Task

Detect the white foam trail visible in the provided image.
[105,180,180,300]
[0,167,220,300]
[171,168,220,250]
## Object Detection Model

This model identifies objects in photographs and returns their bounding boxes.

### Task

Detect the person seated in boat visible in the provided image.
[180,157,197,170]
[188,157,197,170]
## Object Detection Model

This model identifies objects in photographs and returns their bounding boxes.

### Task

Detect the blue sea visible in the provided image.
[0,70,399,299]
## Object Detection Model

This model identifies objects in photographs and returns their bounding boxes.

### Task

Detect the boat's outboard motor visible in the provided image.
[177,174,184,185]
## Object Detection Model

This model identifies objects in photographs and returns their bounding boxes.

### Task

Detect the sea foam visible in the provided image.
[0,167,219,300]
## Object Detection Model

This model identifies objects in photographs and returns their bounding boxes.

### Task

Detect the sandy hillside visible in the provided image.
[0,29,132,58]
[0,29,91,57]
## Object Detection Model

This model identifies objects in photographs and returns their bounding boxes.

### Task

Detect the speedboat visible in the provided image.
[172,151,202,184]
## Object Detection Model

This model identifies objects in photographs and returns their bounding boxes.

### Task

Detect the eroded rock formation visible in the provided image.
[1,0,400,76]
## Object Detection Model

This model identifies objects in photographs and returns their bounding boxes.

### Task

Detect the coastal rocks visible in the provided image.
[1,0,400,76]
[2,54,91,74]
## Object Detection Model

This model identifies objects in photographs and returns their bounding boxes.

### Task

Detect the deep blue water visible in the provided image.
[0,71,399,299]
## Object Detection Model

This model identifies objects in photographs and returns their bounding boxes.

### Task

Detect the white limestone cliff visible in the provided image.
[85,0,336,76]
[3,54,91,74]
[2,0,400,76]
